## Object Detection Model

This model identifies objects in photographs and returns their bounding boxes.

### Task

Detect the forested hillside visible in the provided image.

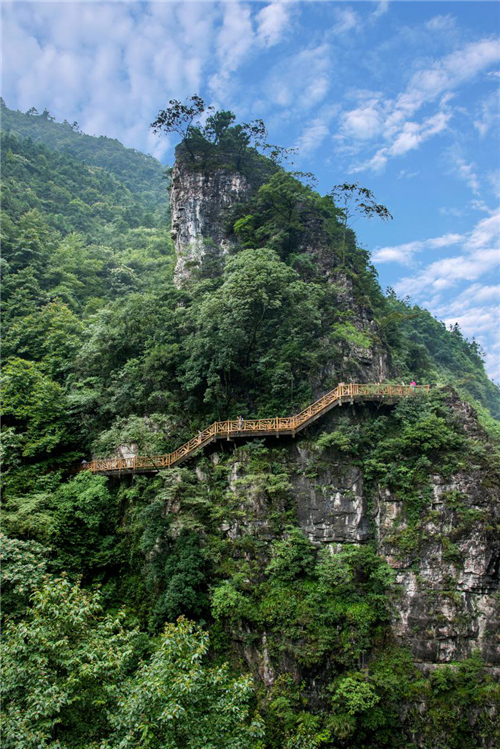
[1,98,165,208]
[1,102,499,749]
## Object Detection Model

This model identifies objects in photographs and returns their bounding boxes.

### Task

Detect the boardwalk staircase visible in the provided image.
[84,383,429,476]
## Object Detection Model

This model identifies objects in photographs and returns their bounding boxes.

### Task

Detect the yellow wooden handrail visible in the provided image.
[83,383,430,474]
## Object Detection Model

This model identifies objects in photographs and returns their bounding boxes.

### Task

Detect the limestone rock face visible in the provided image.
[292,450,370,543]
[292,401,500,666]
[374,469,500,665]
[170,159,252,286]
[169,151,391,382]
[217,398,500,669]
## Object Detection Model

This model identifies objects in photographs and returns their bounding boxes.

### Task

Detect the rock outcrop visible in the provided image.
[169,151,390,383]
[170,157,252,286]
[169,153,499,670]
[163,150,500,742]
[219,397,500,669]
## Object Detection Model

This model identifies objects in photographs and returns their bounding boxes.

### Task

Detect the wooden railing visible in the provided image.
[83,383,430,475]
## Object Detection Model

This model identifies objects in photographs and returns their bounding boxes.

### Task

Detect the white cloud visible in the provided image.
[453,158,481,195]
[428,233,464,248]
[454,284,500,306]
[465,210,500,250]
[398,169,420,180]
[340,37,500,172]
[388,110,451,156]
[474,90,500,137]
[331,7,359,36]
[295,120,329,154]
[292,98,344,157]
[443,145,481,195]
[216,3,254,72]
[487,170,500,199]
[469,199,490,213]
[257,2,291,47]
[396,249,499,297]
[381,210,499,375]
[425,15,456,33]
[2,1,228,156]
[209,3,255,98]
[352,110,451,173]
[373,232,463,265]
[444,307,499,338]
[432,283,500,380]
[342,98,383,140]
[373,241,423,265]
[398,37,500,114]
[371,1,390,21]
[266,44,332,111]
[393,210,500,297]
[2,1,292,160]
[440,206,465,218]
[484,348,500,383]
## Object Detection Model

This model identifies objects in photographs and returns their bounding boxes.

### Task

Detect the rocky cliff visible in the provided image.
[218,394,499,671]
[170,156,252,286]
[170,153,390,385]
[164,151,499,744]
[193,391,498,746]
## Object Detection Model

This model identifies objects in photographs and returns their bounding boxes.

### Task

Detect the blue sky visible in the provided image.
[2,1,499,378]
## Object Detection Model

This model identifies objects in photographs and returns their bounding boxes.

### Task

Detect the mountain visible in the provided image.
[1,103,499,749]
[1,98,166,208]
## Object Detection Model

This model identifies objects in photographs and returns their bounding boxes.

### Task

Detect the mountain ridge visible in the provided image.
[1,98,166,208]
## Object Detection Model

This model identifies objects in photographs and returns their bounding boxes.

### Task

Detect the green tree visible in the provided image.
[234,172,318,260]
[6,209,52,271]
[1,576,136,749]
[181,248,321,413]
[3,301,83,380]
[330,182,393,265]
[151,95,292,170]
[1,358,71,457]
[150,530,209,629]
[0,533,52,620]
[48,472,121,578]
[107,617,264,749]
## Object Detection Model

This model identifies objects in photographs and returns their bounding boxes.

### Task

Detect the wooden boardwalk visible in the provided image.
[84,383,429,475]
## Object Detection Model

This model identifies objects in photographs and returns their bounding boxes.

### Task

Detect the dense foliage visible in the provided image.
[1,98,165,208]
[152,94,292,180]
[383,290,500,420]
[2,102,499,748]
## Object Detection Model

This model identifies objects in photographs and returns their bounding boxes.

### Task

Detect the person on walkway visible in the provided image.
[410,380,417,389]
[81,459,87,470]
[237,415,244,429]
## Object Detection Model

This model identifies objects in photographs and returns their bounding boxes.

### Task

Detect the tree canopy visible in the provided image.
[151,95,294,175]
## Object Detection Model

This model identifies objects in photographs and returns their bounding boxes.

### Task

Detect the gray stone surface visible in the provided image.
[170,159,252,286]
[220,401,500,667]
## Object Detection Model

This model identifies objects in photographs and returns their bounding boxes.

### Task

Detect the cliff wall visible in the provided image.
[163,153,500,744]
[148,387,498,746]
[170,155,390,385]
[170,159,252,286]
[220,398,499,670]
